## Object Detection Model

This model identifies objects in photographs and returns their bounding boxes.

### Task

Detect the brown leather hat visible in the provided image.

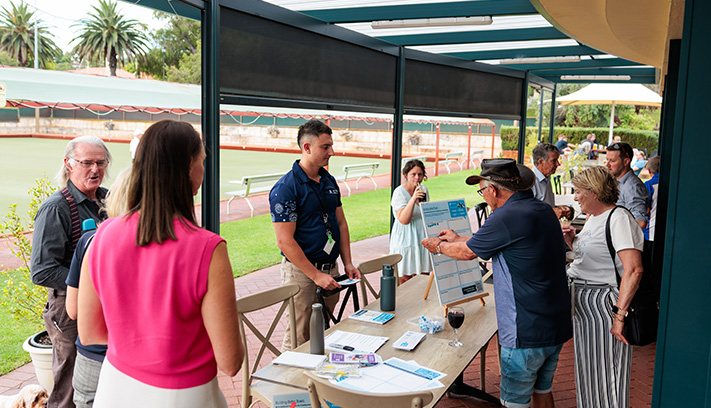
[465,158,535,191]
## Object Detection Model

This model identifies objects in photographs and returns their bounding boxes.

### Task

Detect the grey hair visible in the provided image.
[532,143,560,165]
[55,136,112,187]
[483,179,513,193]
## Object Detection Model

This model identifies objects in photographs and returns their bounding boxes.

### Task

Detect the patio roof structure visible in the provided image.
[136,0,657,84]
[116,1,709,406]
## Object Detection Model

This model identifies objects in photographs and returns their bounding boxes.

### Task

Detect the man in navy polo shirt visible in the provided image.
[422,159,571,408]
[270,119,360,351]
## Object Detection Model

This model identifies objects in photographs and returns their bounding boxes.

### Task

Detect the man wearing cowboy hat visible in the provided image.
[422,158,571,408]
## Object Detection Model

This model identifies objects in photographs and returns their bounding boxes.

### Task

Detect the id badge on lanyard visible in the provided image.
[323,213,335,254]
[310,183,335,255]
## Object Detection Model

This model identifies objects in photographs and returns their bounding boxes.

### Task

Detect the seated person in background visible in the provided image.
[531,143,574,220]
[555,134,576,154]
[389,159,432,285]
[579,133,599,160]
[608,135,622,146]
[631,150,647,176]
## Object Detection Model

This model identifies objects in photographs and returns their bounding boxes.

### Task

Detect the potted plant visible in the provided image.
[22,331,53,393]
[1,175,56,392]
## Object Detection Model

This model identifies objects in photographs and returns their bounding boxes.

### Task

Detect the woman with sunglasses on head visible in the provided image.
[561,166,644,408]
[389,159,432,285]
[78,120,244,408]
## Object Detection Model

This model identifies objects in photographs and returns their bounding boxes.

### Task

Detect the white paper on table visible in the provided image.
[336,361,445,393]
[272,351,326,369]
[325,330,388,353]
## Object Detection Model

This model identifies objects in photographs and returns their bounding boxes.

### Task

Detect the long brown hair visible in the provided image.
[127,120,203,246]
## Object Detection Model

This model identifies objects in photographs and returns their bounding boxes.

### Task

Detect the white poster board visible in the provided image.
[420,199,484,306]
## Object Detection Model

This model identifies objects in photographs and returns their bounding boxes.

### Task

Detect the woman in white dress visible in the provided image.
[561,166,644,408]
[389,159,432,284]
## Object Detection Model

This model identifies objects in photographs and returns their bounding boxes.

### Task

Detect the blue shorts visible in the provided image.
[499,344,563,408]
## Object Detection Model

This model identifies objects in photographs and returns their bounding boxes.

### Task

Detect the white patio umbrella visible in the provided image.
[557,83,662,145]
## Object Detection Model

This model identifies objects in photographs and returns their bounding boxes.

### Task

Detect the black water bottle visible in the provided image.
[380,264,396,311]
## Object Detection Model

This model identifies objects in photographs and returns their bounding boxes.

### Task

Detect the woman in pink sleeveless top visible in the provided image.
[78,120,244,407]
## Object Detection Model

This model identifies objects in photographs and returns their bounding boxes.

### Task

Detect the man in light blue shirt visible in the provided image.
[531,143,573,219]
[607,142,649,229]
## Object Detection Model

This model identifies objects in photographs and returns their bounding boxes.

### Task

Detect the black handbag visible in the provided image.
[605,207,659,346]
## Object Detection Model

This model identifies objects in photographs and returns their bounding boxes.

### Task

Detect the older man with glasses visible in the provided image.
[31,136,111,408]
[606,142,649,229]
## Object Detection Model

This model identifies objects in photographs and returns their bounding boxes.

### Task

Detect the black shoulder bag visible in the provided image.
[606,206,659,346]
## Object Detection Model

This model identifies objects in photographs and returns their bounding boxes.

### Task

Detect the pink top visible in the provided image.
[89,213,225,389]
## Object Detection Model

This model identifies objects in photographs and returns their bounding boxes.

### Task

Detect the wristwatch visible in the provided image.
[436,239,442,254]
[611,305,628,317]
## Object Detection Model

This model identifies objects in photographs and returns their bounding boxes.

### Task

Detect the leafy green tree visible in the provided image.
[153,11,199,66]
[138,12,200,80]
[50,51,76,71]
[138,47,166,79]
[0,1,61,68]
[0,49,19,66]
[165,41,201,84]
[71,0,150,77]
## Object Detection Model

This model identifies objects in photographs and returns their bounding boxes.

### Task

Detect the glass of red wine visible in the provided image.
[447,306,465,347]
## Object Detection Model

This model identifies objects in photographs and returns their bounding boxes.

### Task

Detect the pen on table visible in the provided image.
[330,343,355,352]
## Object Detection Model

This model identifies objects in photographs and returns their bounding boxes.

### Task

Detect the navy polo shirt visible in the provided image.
[66,230,106,362]
[466,190,572,349]
[269,160,342,264]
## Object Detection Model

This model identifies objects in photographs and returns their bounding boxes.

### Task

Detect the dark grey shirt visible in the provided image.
[617,170,649,223]
[30,180,107,290]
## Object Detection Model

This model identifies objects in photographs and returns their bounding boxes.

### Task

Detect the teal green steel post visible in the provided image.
[390,46,405,230]
[537,85,544,143]
[517,71,529,164]
[548,83,556,143]
[201,0,220,233]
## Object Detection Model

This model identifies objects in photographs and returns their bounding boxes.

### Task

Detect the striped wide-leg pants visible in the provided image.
[572,284,632,408]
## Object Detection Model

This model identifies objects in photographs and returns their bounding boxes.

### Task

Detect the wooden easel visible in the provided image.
[423,270,493,316]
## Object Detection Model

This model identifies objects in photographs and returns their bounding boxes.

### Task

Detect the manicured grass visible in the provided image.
[221,170,483,275]
[0,137,392,221]
[0,269,44,375]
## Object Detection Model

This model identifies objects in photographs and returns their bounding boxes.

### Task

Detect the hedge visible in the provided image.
[500,126,659,154]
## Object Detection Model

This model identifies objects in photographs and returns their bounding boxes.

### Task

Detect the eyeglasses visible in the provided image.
[477,184,490,197]
[72,159,108,169]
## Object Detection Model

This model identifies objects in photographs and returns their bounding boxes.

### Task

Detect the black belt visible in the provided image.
[285,258,335,272]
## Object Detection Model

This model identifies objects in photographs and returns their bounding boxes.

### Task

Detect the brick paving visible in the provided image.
[0,163,656,407]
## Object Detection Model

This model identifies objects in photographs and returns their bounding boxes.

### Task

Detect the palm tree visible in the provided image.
[0,1,61,68]
[72,0,150,76]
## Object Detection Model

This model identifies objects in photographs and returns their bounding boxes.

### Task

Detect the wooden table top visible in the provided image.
[252,275,498,407]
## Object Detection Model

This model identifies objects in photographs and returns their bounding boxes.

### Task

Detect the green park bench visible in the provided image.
[226,172,286,217]
[336,162,380,196]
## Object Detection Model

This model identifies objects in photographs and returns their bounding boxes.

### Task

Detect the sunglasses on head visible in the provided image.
[608,143,630,159]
